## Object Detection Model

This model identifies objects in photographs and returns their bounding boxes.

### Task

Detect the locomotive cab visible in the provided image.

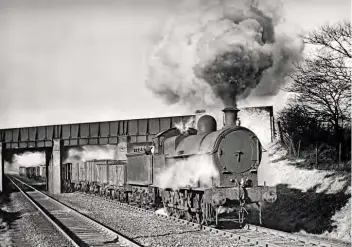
[151,127,197,156]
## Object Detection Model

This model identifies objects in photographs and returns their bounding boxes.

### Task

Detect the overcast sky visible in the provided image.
[0,0,350,128]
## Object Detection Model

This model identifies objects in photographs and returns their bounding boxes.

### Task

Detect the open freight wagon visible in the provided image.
[63,159,126,195]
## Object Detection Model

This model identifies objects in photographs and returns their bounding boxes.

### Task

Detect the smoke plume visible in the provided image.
[174,117,196,133]
[146,0,303,109]
[12,151,45,168]
[64,145,118,163]
[155,155,219,190]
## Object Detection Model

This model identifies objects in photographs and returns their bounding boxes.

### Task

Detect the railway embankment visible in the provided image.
[249,143,351,243]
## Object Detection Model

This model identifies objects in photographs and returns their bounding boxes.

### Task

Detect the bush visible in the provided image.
[276,104,351,170]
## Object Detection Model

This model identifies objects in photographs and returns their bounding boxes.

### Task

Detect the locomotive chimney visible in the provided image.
[222,107,240,127]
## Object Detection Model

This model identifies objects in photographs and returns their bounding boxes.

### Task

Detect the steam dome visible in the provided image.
[197,115,217,134]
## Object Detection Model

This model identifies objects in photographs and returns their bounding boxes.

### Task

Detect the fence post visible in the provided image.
[297,140,301,158]
[291,138,296,157]
[315,143,319,168]
[277,121,284,143]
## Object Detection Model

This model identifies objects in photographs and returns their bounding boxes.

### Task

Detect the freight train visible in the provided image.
[62,107,277,227]
[19,165,46,181]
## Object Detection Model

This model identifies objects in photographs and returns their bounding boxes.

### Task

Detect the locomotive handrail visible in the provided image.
[164,153,195,159]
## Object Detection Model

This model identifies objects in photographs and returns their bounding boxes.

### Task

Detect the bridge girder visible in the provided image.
[0,115,195,149]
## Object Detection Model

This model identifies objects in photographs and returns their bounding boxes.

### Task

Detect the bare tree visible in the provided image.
[303,21,351,60]
[288,21,351,141]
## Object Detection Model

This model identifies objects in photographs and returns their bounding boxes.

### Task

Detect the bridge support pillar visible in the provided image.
[48,139,62,194]
[0,143,5,192]
[45,148,52,192]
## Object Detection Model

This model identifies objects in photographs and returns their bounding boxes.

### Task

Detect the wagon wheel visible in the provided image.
[142,191,149,208]
[140,192,145,208]
[124,192,129,204]
[109,189,114,200]
[119,190,124,202]
[131,190,137,204]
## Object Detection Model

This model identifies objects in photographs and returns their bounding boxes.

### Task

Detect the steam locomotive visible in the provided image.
[63,107,277,227]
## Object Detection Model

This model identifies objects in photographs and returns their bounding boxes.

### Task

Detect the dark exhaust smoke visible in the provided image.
[146,0,304,110]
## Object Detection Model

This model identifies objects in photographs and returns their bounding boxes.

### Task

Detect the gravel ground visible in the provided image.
[0,191,71,247]
[53,193,244,247]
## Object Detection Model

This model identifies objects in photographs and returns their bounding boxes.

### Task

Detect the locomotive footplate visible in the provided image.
[203,186,277,205]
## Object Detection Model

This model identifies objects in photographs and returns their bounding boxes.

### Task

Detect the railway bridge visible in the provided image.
[0,106,274,194]
[0,114,195,194]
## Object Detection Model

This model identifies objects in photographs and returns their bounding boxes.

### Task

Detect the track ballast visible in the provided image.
[7,175,143,247]
[70,191,350,247]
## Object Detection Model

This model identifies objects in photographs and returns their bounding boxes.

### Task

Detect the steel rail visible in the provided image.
[9,176,143,247]
[7,175,80,247]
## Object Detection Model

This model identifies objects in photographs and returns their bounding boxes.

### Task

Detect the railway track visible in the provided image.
[73,191,350,247]
[7,176,143,247]
[10,176,350,247]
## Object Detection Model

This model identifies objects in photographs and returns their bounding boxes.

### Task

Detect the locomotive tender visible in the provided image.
[66,107,277,226]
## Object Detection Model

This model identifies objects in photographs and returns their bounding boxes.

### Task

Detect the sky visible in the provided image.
[0,0,350,129]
